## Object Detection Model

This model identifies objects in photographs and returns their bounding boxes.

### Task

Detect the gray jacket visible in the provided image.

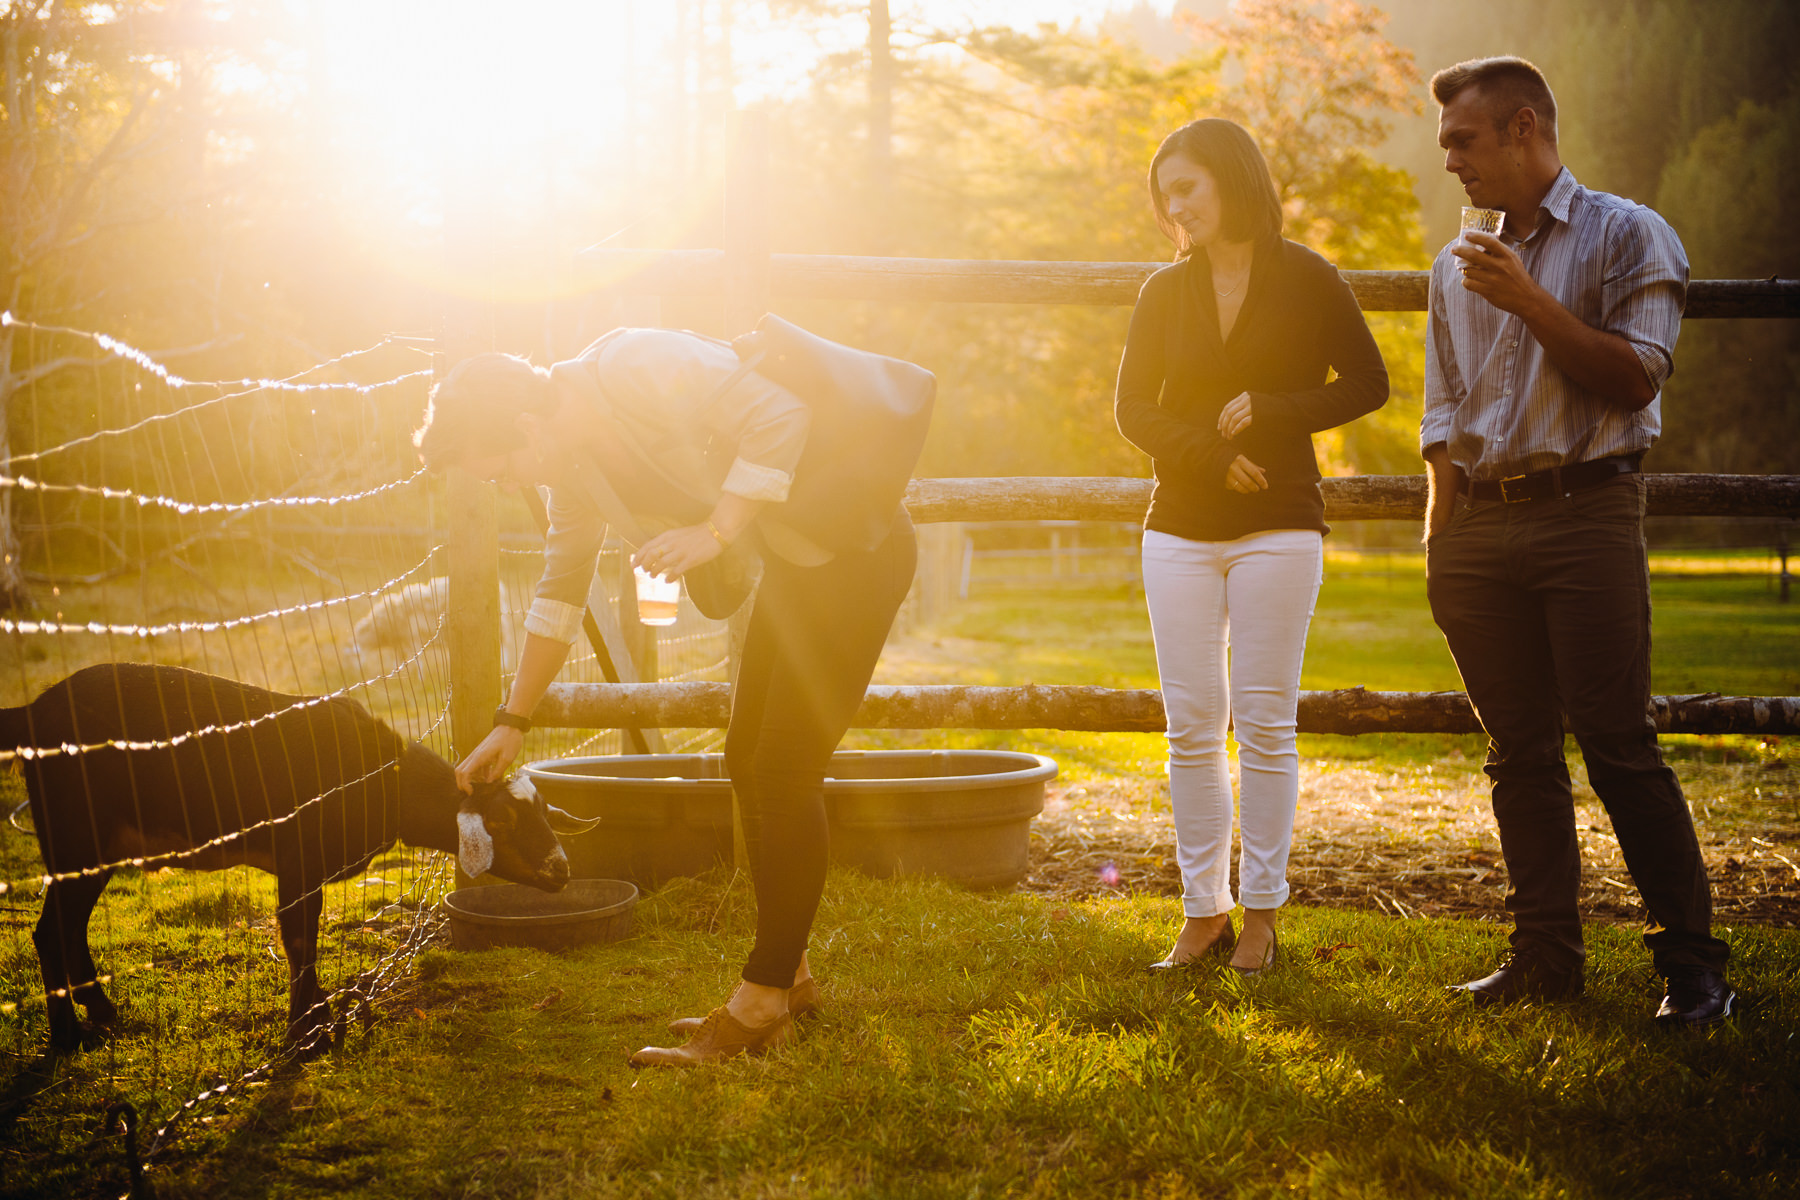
[525,329,822,646]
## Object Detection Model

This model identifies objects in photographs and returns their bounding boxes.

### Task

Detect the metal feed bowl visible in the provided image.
[443,878,638,952]
[525,749,1058,891]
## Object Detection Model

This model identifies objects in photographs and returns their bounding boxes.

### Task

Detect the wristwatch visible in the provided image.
[492,707,532,733]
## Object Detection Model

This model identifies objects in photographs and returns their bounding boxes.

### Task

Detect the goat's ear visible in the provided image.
[456,811,494,879]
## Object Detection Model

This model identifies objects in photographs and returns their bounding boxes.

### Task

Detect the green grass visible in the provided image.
[0,833,448,1200]
[2,569,1795,1197]
[32,869,1797,1199]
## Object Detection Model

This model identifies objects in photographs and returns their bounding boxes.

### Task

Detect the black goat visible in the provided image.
[2,663,594,1056]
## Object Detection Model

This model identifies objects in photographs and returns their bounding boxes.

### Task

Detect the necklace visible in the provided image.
[1212,266,1249,299]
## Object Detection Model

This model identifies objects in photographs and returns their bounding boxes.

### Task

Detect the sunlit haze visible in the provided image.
[311,1,1170,211]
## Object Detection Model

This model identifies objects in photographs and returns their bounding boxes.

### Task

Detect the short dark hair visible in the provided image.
[1147,118,1283,255]
[1430,56,1558,145]
[413,353,554,471]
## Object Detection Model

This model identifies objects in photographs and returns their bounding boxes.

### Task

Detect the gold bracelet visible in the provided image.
[705,520,731,548]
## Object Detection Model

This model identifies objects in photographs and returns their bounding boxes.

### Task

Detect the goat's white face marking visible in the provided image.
[456,811,494,879]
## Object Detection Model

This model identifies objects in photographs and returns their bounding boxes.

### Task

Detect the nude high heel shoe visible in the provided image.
[1146,920,1236,970]
[1230,930,1278,978]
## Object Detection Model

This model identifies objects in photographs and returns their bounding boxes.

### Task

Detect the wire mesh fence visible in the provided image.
[0,317,475,1181]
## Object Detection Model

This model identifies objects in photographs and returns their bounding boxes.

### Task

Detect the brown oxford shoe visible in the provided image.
[1450,953,1584,1007]
[667,976,820,1036]
[631,1006,795,1069]
[1654,969,1735,1027]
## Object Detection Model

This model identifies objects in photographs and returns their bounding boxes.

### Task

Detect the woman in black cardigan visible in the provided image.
[1117,119,1388,974]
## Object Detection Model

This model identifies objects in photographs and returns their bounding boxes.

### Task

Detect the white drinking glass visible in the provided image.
[633,567,680,627]
[1459,205,1505,258]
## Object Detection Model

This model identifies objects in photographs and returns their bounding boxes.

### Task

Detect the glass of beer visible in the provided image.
[634,567,680,627]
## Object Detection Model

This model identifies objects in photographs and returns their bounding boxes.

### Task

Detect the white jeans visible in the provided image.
[1142,528,1323,917]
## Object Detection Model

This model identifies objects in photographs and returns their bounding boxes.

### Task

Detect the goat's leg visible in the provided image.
[276,881,330,1058]
[66,871,119,1028]
[35,869,115,1051]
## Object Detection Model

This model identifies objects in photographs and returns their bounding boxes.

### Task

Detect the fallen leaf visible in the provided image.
[1312,942,1357,962]
[531,988,565,1011]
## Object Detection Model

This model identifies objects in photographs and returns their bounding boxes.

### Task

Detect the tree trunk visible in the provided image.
[0,328,31,613]
[868,0,894,255]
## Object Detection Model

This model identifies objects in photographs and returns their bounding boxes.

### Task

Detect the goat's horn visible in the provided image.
[544,804,601,836]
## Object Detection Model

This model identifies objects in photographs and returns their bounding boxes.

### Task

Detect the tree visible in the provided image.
[0,3,313,608]
[1654,92,1800,475]
[758,1,1431,483]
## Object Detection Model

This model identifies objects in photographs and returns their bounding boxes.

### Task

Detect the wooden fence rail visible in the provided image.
[534,682,1800,737]
[904,475,1800,524]
[430,117,1800,763]
[577,248,1800,317]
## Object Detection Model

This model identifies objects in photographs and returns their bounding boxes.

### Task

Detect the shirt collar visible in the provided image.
[1513,167,1578,244]
[1541,167,1577,224]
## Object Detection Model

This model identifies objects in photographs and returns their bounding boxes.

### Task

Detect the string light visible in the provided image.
[0,584,445,766]
[0,467,425,515]
[0,546,442,640]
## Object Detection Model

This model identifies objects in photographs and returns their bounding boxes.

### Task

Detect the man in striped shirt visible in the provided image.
[1421,56,1733,1025]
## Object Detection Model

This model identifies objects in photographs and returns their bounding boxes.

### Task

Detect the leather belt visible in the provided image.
[1466,455,1641,504]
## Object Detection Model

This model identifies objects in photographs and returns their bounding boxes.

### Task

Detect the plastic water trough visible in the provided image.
[525,749,1058,891]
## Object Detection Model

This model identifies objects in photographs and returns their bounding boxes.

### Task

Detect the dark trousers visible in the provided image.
[724,512,917,988]
[1426,475,1727,975]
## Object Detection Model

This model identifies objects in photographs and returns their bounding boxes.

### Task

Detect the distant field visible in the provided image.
[943,547,1800,695]
[861,560,1800,777]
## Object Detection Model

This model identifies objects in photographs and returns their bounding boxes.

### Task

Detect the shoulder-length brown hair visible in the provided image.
[1147,118,1283,257]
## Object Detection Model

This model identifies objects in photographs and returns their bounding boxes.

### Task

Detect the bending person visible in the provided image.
[415,329,918,1065]
[1116,119,1388,975]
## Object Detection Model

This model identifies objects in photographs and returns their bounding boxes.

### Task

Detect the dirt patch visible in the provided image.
[1025,757,1800,928]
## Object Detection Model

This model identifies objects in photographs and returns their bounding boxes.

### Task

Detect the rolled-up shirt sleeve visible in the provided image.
[723,455,796,501]
[708,370,809,502]
[525,485,604,645]
[1602,207,1687,393]
[1421,254,1465,454]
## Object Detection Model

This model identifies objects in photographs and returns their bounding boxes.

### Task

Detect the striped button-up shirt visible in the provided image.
[1421,168,1689,479]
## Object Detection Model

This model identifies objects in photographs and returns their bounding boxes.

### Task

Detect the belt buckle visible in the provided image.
[1498,474,1533,503]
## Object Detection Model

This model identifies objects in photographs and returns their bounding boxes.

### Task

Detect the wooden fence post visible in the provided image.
[722,108,769,685]
[1780,527,1791,603]
[721,109,770,863]
[443,162,501,888]
[721,112,769,689]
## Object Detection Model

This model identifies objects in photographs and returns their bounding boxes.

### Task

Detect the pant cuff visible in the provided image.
[1238,884,1290,910]
[1183,891,1236,919]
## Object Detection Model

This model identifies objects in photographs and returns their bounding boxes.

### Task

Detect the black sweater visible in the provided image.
[1114,238,1389,541]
